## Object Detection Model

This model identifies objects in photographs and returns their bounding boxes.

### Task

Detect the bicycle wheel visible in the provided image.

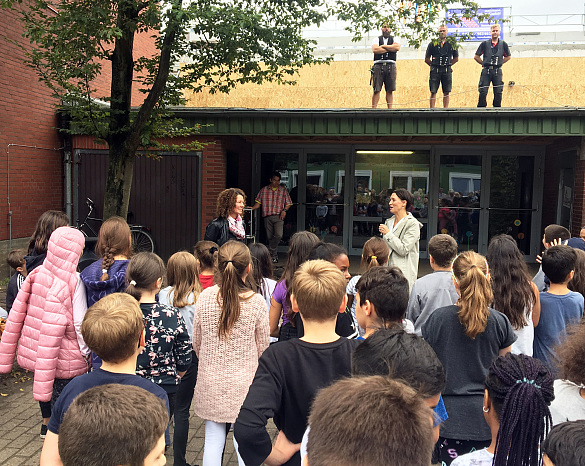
[131,229,155,253]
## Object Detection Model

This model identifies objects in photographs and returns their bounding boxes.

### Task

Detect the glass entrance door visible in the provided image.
[305,153,346,245]
[487,155,536,255]
[437,154,483,252]
[257,148,349,251]
[435,149,541,257]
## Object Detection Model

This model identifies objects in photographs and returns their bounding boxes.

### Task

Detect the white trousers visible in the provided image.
[202,420,245,466]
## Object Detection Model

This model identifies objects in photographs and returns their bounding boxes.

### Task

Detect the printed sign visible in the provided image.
[446,7,504,41]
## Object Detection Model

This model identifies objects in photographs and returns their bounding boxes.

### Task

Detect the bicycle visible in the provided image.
[76,197,155,253]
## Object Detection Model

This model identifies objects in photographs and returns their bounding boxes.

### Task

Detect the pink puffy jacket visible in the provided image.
[0,227,88,401]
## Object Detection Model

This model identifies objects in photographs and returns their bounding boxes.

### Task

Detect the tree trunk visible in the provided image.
[103,142,136,219]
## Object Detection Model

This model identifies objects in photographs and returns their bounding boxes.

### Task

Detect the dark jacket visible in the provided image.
[204,217,242,246]
[6,252,46,313]
[80,258,130,308]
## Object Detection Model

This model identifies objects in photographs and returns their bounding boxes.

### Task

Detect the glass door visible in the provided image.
[487,154,536,255]
[258,152,300,248]
[436,154,483,252]
[305,153,346,245]
[351,149,431,256]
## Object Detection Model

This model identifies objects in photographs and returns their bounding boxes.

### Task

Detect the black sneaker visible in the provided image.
[40,424,48,439]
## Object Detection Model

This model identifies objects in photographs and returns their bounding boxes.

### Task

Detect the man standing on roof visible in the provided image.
[371,24,401,109]
[474,23,511,107]
[249,171,293,263]
[425,25,459,108]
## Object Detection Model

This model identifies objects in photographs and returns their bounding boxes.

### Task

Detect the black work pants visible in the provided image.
[477,67,503,107]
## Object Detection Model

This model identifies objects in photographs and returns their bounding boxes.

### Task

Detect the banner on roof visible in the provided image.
[446,7,504,41]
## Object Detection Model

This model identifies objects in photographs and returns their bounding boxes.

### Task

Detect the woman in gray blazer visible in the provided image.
[378,188,422,290]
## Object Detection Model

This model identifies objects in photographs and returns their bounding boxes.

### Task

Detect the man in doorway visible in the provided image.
[249,171,293,262]
[425,25,458,108]
[371,24,401,109]
[474,23,511,107]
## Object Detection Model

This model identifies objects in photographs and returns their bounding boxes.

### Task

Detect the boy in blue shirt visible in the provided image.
[534,245,584,377]
[40,293,170,465]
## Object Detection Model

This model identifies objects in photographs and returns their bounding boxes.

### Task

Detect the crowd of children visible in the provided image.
[1,208,585,466]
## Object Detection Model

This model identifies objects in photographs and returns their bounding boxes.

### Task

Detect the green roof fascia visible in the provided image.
[171,107,585,138]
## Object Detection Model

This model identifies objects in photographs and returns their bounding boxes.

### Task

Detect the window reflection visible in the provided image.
[353,151,430,250]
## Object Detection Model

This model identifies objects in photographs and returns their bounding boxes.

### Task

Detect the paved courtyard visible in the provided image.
[0,369,276,466]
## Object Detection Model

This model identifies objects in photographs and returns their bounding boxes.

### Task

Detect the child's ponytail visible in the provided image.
[360,237,390,270]
[217,241,252,339]
[125,252,165,302]
[453,251,492,339]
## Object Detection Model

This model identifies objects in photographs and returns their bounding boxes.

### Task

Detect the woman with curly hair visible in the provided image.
[549,323,585,425]
[204,188,246,246]
[486,234,540,355]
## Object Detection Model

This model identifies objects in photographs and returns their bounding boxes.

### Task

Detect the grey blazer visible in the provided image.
[383,213,423,290]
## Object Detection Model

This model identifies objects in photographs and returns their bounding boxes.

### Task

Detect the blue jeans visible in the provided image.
[173,351,198,466]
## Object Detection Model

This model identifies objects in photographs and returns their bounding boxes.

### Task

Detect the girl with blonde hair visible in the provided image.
[422,251,517,465]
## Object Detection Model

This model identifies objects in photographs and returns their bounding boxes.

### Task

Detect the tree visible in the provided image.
[3,0,490,219]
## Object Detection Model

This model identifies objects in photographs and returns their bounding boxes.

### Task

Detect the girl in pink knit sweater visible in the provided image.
[193,241,270,466]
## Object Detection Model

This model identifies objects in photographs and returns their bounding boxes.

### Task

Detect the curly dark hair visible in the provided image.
[557,323,585,385]
[216,188,246,219]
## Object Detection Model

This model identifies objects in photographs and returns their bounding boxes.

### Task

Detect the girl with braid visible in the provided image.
[80,216,132,368]
[422,251,517,465]
[452,353,554,466]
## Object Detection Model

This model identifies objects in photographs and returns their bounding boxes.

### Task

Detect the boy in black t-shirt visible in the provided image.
[234,260,360,466]
[40,293,170,465]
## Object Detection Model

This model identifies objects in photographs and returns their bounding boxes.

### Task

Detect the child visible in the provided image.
[269,231,320,340]
[159,251,202,466]
[193,241,269,465]
[4,249,26,319]
[58,384,168,466]
[534,245,584,377]
[452,353,554,466]
[304,242,358,339]
[39,293,170,465]
[305,377,434,466]
[486,234,540,355]
[300,326,448,462]
[542,420,585,466]
[194,240,218,290]
[6,210,69,313]
[125,252,192,416]
[407,233,458,336]
[80,216,132,368]
[354,266,414,338]
[549,323,585,425]
[533,224,571,292]
[0,226,89,439]
[6,248,27,278]
[234,259,360,466]
[346,236,389,335]
[422,251,517,465]
[249,242,277,311]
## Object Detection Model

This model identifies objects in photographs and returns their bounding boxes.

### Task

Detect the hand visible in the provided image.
[550,238,568,247]
[280,211,287,221]
[536,254,542,264]
[379,224,389,235]
[264,431,301,466]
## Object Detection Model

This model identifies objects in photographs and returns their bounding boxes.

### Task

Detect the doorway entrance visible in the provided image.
[253,145,544,260]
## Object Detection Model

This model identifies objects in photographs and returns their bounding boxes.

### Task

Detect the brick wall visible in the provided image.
[0,2,64,245]
[574,145,585,235]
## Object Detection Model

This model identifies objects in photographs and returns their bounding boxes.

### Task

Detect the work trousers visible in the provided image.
[478,67,503,107]
[264,214,284,258]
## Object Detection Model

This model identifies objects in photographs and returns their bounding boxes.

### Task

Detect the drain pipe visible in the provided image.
[6,143,64,252]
